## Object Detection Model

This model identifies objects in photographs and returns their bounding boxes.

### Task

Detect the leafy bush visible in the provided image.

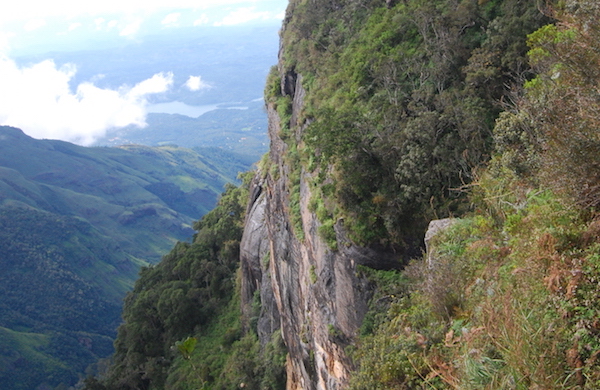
[278,0,548,246]
[509,1,600,208]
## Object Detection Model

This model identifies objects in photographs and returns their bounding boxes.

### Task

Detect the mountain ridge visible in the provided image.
[0,125,251,389]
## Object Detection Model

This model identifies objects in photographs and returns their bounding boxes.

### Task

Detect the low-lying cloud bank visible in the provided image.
[0,57,173,146]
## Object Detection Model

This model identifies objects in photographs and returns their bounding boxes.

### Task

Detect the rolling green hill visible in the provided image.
[0,125,252,389]
[96,101,269,156]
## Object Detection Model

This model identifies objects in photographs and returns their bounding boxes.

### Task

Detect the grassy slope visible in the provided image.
[349,175,600,389]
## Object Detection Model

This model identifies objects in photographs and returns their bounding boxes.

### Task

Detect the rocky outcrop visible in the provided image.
[240,59,403,390]
[424,218,457,269]
[240,177,281,344]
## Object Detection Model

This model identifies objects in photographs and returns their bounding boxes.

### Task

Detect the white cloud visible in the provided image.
[0,32,14,53]
[24,19,47,32]
[0,57,173,146]
[93,17,147,35]
[161,13,180,27]
[130,72,174,96]
[184,75,210,91]
[193,14,209,26]
[107,20,119,30]
[68,22,82,31]
[0,0,283,25]
[119,19,142,36]
[275,10,286,20]
[214,7,273,26]
[94,17,105,29]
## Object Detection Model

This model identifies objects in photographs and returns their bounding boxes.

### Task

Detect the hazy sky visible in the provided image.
[0,0,287,145]
[0,0,287,50]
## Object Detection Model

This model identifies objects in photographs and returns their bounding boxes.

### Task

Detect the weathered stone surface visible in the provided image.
[424,218,457,269]
[240,66,404,389]
[240,174,281,345]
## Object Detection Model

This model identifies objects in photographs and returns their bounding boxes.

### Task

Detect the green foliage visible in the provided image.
[102,180,249,389]
[327,324,343,340]
[309,265,317,284]
[86,175,287,390]
[276,96,293,140]
[348,18,600,374]
[274,96,306,241]
[0,328,77,390]
[0,206,124,390]
[350,294,447,390]
[163,287,286,390]
[491,110,540,180]
[318,220,337,250]
[354,266,410,337]
[279,0,549,246]
[499,1,600,209]
[175,337,197,360]
[476,12,600,386]
[265,65,282,103]
[351,169,600,388]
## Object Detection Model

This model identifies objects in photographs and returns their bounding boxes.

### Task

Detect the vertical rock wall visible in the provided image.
[240,65,402,389]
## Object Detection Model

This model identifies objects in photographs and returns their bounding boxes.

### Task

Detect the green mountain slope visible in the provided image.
[0,126,251,389]
[0,126,250,262]
[82,176,287,390]
[95,102,269,157]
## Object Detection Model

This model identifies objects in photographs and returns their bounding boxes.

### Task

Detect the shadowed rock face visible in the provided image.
[239,65,403,390]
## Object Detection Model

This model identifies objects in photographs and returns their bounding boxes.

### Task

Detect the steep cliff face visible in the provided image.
[240,62,401,390]
[79,1,568,389]
[239,0,551,388]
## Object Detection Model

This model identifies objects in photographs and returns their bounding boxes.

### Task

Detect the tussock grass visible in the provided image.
[351,169,600,389]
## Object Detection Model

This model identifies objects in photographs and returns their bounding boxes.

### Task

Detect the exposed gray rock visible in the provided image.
[240,174,280,345]
[240,66,405,389]
[424,218,457,269]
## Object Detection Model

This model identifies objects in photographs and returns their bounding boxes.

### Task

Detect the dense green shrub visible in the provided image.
[83,173,287,390]
[279,0,548,246]
[505,0,600,209]
[349,6,600,373]
[350,189,599,388]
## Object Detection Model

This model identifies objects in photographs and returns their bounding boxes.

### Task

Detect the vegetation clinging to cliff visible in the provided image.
[275,0,548,246]
[86,1,600,389]
[84,174,287,390]
[349,1,600,388]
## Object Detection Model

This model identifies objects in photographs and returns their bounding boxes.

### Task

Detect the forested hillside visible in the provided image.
[0,126,251,390]
[83,176,287,390]
[85,0,600,389]
[348,2,600,387]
